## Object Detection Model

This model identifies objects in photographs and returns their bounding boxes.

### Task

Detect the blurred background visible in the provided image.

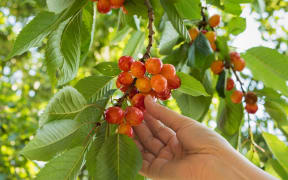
[0,0,287,179]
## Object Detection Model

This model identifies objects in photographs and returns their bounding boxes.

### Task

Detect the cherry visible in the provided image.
[118,124,133,137]
[128,87,138,100]
[120,85,129,93]
[226,78,234,91]
[167,75,181,89]
[97,0,111,14]
[156,89,171,101]
[245,92,257,105]
[208,14,221,28]
[210,41,217,51]
[136,77,151,93]
[118,56,134,72]
[105,107,124,124]
[118,72,133,85]
[211,61,224,74]
[122,6,128,14]
[231,90,243,104]
[245,103,258,114]
[232,57,245,72]
[205,31,216,43]
[145,58,163,74]
[189,27,199,41]
[116,78,122,89]
[230,52,240,61]
[151,74,168,93]
[131,61,146,78]
[161,64,176,80]
[131,93,145,111]
[110,0,124,8]
[125,106,144,126]
[201,30,207,34]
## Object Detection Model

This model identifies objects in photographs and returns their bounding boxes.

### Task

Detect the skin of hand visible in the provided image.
[133,95,277,180]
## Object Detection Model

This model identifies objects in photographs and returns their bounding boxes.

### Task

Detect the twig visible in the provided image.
[198,6,208,30]
[231,69,246,94]
[140,0,154,62]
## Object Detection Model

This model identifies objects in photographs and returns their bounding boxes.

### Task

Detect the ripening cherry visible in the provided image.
[231,90,243,104]
[189,27,199,41]
[226,78,234,91]
[131,61,146,78]
[156,89,171,101]
[211,61,224,74]
[245,103,258,114]
[118,72,133,85]
[97,0,111,14]
[145,58,163,74]
[125,106,144,126]
[118,56,134,72]
[120,85,129,93]
[232,58,245,72]
[167,75,181,89]
[210,41,217,51]
[208,14,221,28]
[151,74,168,93]
[116,78,122,89]
[131,93,145,111]
[136,77,151,93]
[161,64,176,80]
[118,124,133,137]
[110,0,124,8]
[128,87,138,100]
[205,31,216,43]
[230,52,241,62]
[105,107,124,124]
[245,92,258,105]
[201,30,207,34]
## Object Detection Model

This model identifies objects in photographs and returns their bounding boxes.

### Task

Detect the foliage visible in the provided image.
[0,0,288,179]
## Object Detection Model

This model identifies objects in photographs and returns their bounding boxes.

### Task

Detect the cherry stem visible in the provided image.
[231,69,246,95]
[198,6,208,30]
[140,0,154,62]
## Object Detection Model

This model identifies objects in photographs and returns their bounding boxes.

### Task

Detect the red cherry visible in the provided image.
[110,0,124,8]
[131,93,145,111]
[208,14,221,28]
[128,87,138,100]
[201,30,208,34]
[230,52,241,61]
[125,106,144,126]
[245,92,258,105]
[161,64,176,80]
[167,75,181,89]
[105,107,124,124]
[118,124,133,137]
[97,0,111,14]
[131,61,146,78]
[118,56,134,72]
[211,61,224,74]
[145,58,163,74]
[245,103,258,114]
[231,90,243,104]
[118,72,133,85]
[226,78,234,91]
[232,58,245,72]
[156,89,171,101]
[151,74,168,93]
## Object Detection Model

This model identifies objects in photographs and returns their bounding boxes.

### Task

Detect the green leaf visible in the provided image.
[35,146,85,180]
[122,31,145,58]
[21,119,86,161]
[94,134,142,180]
[160,0,191,42]
[162,44,189,69]
[224,0,242,15]
[46,13,81,86]
[111,26,131,45]
[262,132,288,172]
[216,71,226,98]
[242,47,288,96]
[173,91,211,121]
[7,11,59,59]
[159,21,179,55]
[124,0,147,18]
[215,36,229,59]
[217,90,244,136]
[40,86,87,126]
[95,62,121,77]
[176,72,209,96]
[47,0,75,14]
[175,0,201,20]
[265,159,288,180]
[75,75,114,100]
[187,33,213,69]
[227,17,246,35]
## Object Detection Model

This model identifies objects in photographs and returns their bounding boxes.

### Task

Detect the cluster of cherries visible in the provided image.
[189,14,221,51]
[91,0,126,14]
[211,52,258,114]
[104,56,181,137]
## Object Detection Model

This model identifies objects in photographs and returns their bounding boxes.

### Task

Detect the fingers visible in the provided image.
[144,95,193,131]
[144,113,175,144]
[133,122,165,155]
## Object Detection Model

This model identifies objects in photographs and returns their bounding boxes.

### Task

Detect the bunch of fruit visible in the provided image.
[104,56,181,137]
[92,0,126,14]
[211,52,258,114]
[189,14,221,51]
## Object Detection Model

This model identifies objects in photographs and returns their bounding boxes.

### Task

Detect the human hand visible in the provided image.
[133,95,276,180]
